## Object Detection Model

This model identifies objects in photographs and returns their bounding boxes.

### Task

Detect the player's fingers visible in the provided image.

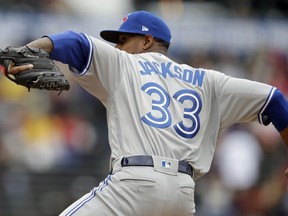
[285,168,288,177]
[8,64,33,75]
[0,65,5,74]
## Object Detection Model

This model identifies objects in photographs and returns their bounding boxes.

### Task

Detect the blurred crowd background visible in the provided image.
[0,0,287,216]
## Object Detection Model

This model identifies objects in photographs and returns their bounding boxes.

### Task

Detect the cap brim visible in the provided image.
[100,30,121,43]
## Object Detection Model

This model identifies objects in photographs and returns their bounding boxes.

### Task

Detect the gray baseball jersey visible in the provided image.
[73,36,273,179]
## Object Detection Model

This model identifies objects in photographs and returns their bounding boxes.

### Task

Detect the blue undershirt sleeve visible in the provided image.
[262,89,288,132]
[47,31,92,72]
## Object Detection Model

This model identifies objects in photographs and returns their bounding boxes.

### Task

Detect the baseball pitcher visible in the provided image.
[3,10,288,216]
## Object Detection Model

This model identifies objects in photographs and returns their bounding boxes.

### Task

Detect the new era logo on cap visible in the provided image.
[142,26,149,31]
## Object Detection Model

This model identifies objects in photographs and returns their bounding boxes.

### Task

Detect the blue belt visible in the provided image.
[121,155,194,177]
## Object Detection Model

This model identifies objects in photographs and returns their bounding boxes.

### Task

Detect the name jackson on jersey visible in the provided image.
[138,61,205,87]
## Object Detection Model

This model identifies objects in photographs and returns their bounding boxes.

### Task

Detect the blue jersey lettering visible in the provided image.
[193,69,205,87]
[183,69,193,83]
[161,62,174,78]
[139,61,158,75]
[173,65,182,80]
[138,61,205,87]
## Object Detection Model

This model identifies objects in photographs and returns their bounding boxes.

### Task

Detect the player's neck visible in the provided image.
[143,46,168,55]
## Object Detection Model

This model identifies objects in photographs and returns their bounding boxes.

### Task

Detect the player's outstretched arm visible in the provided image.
[26,37,54,54]
[28,31,91,72]
[0,37,53,76]
[6,30,91,75]
[0,41,69,92]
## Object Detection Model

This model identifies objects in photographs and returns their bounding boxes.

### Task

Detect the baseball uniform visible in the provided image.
[53,34,273,216]
[45,11,287,216]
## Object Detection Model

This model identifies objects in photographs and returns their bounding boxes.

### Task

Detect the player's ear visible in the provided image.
[143,35,154,50]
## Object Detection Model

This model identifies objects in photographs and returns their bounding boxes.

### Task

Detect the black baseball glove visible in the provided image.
[0,46,70,93]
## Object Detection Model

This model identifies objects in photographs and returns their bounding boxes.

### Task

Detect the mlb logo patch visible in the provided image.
[161,160,171,168]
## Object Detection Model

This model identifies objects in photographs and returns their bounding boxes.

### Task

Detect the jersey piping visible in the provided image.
[258,86,276,125]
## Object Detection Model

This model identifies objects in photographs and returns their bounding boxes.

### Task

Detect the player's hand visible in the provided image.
[0,65,5,74]
[285,168,288,178]
[0,63,33,75]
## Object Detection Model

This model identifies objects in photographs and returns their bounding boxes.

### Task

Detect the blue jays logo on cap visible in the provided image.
[121,14,129,25]
[100,10,172,44]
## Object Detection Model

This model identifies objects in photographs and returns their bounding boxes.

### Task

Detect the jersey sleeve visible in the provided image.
[72,36,137,105]
[212,71,274,129]
[49,31,132,104]
[86,37,129,94]
[259,88,288,131]
[48,31,92,72]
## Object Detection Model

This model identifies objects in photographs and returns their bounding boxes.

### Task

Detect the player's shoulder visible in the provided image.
[201,68,227,80]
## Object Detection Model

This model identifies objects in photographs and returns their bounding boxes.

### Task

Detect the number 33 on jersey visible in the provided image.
[140,82,203,139]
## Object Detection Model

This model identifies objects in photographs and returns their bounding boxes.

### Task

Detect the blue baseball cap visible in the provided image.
[100,11,172,44]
